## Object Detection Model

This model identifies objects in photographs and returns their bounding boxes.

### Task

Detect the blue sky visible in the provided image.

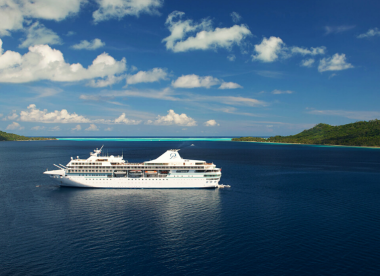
[0,0,379,136]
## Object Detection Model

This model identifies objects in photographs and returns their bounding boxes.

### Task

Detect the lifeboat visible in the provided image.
[114,171,127,175]
[129,170,142,174]
[128,170,143,178]
[145,171,158,174]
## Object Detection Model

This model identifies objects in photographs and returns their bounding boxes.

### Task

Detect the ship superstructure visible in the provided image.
[44,147,221,188]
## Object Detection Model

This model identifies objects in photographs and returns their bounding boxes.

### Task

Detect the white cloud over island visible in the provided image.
[204,120,219,126]
[6,121,24,130]
[146,109,197,126]
[85,124,99,131]
[16,104,141,125]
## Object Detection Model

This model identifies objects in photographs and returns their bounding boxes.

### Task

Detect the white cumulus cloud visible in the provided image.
[291,46,325,56]
[147,110,197,126]
[0,39,126,83]
[87,74,124,87]
[272,89,293,94]
[325,25,355,35]
[20,104,91,123]
[71,38,105,50]
[126,68,167,85]
[31,126,45,130]
[204,119,219,126]
[21,0,85,21]
[252,36,285,62]
[114,113,141,125]
[219,82,242,89]
[172,74,220,88]
[85,124,99,131]
[230,12,242,23]
[17,104,141,125]
[252,37,325,63]
[49,126,60,131]
[227,54,235,61]
[93,0,163,22]
[0,0,85,36]
[19,21,61,48]
[8,112,18,120]
[318,53,354,72]
[6,121,24,130]
[357,28,380,38]
[301,58,315,67]
[72,125,81,131]
[163,11,251,53]
[0,0,24,36]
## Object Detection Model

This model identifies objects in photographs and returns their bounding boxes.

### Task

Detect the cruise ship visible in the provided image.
[43,146,222,188]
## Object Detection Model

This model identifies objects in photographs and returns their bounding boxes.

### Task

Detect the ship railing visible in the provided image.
[145,175,167,178]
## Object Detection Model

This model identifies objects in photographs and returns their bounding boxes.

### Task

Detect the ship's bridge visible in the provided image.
[144,149,207,166]
[67,146,125,166]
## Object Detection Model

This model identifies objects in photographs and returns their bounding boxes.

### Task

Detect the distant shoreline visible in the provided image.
[6,138,380,149]
[1,138,57,142]
[56,137,233,141]
[235,140,380,149]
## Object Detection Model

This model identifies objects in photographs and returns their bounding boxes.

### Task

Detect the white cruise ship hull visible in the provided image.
[44,148,222,189]
[52,176,219,189]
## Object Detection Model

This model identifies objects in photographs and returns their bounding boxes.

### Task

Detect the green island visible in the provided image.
[232,120,380,147]
[0,130,56,141]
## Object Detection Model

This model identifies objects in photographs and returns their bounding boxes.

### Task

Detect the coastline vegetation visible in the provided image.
[0,130,56,141]
[232,120,380,147]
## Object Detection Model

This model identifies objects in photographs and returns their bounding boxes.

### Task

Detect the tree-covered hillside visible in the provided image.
[232,120,380,147]
[0,131,56,141]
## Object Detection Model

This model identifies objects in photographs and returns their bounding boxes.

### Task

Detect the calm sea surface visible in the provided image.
[1,140,380,275]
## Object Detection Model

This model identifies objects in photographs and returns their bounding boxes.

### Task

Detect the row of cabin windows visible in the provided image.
[69,169,216,173]
[69,166,210,170]
[72,162,207,166]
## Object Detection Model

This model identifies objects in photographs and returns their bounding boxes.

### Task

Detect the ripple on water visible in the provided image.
[1,141,380,275]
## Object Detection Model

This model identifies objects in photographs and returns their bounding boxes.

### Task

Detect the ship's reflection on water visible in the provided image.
[49,187,224,274]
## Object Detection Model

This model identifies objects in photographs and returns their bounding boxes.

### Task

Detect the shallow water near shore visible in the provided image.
[1,140,380,275]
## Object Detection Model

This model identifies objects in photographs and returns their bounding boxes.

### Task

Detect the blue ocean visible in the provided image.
[1,140,380,275]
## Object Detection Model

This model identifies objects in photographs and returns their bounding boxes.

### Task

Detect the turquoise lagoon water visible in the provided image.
[57,137,233,141]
